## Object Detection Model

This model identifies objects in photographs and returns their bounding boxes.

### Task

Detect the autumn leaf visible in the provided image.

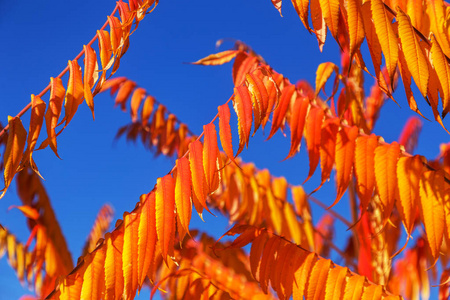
[419,170,445,265]
[63,60,84,128]
[137,193,156,287]
[218,104,237,165]
[155,175,175,265]
[191,50,239,65]
[347,0,365,59]
[374,142,400,226]
[397,7,429,98]
[83,44,99,119]
[174,157,192,238]
[1,117,27,199]
[396,155,423,246]
[319,0,339,40]
[39,77,65,158]
[285,96,310,160]
[333,126,358,207]
[291,0,311,32]
[304,107,324,184]
[21,95,46,177]
[233,85,253,154]
[310,0,327,51]
[371,0,398,84]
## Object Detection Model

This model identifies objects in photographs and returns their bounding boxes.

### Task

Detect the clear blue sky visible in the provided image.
[0,0,448,299]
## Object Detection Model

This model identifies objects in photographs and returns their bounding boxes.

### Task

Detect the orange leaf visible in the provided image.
[396,155,423,245]
[115,80,136,112]
[270,241,291,297]
[271,0,282,16]
[83,44,98,119]
[141,95,155,126]
[218,104,237,165]
[9,205,39,220]
[108,16,123,54]
[361,2,390,97]
[262,71,283,129]
[1,117,27,199]
[374,142,400,226]
[319,0,339,39]
[233,85,253,155]
[397,43,424,118]
[175,157,192,237]
[397,7,429,98]
[343,275,366,299]
[347,0,365,58]
[22,95,46,176]
[285,96,310,160]
[99,77,127,94]
[406,0,423,30]
[232,52,259,86]
[333,126,358,207]
[80,247,106,299]
[292,0,311,32]
[259,236,281,293]
[278,243,300,298]
[419,170,445,265]
[123,211,140,299]
[310,0,327,51]
[306,258,331,299]
[284,203,302,245]
[398,116,422,153]
[245,72,269,134]
[324,266,348,300]
[268,84,296,140]
[431,35,450,117]
[104,230,124,300]
[313,117,339,193]
[138,192,156,287]
[189,140,209,215]
[428,0,450,58]
[371,0,398,83]
[40,77,65,158]
[361,285,383,300]
[304,107,324,183]
[97,29,113,71]
[203,123,220,194]
[130,87,146,123]
[250,231,269,281]
[64,59,84,128]
[315,62,338,96]
[155,175,175,265]
[293,252,317,299]
[191,50,239,65]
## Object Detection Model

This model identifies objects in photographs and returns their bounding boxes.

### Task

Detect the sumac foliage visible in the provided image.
[3,0,450,299]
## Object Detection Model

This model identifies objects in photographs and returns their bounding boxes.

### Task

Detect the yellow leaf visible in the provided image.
[104,230,124,300]
[397,7,429,97]
[319,0,339,39]
[431,35,450,117]
[291,0,311,32]
[325,266,349,300]
[419,170,445,265]
[371,0,399,84]
[348,0,365,58]
[123,211,140,299]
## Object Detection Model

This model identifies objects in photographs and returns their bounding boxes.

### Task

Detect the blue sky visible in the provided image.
[0,0,449,299]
